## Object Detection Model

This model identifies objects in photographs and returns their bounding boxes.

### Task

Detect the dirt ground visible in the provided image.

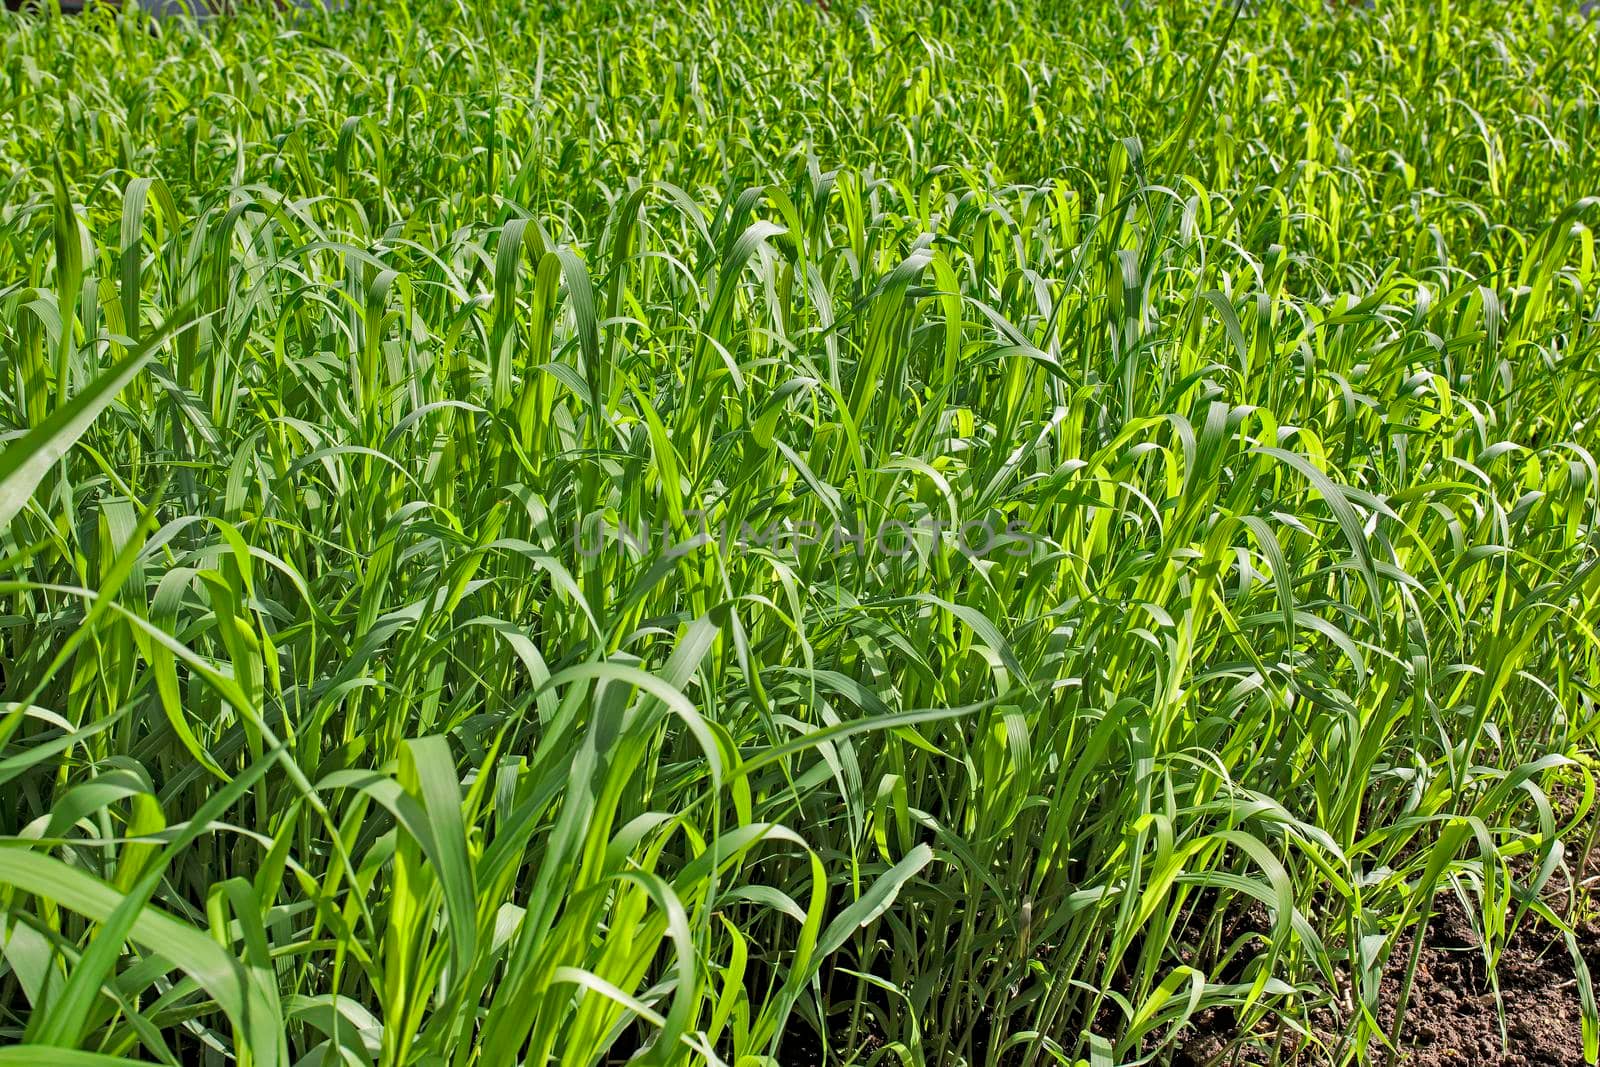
[1352,890,1592,1067]
[1177,829,1597,1067]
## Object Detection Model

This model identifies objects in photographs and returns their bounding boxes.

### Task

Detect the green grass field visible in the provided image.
[1,0,1598,1064]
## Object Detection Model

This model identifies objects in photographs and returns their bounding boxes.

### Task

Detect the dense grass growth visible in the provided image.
[2,0,1599,1063]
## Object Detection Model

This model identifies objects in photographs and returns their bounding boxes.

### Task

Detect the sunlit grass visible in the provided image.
[1,0,1598,1064]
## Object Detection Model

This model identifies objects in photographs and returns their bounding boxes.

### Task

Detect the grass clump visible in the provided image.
[1,0,1599,1064]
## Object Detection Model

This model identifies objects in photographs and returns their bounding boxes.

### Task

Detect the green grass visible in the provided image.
[1,0,1598,1064]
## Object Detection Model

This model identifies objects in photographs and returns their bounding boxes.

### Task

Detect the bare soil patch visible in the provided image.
[1372,894,1593,1066]
[1178,867,1597,1065]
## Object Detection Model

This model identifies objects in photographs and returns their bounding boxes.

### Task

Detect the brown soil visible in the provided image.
[1373,893,1593,1066]
[1368,810,1598,1067]
[1177,846,1599,1067]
